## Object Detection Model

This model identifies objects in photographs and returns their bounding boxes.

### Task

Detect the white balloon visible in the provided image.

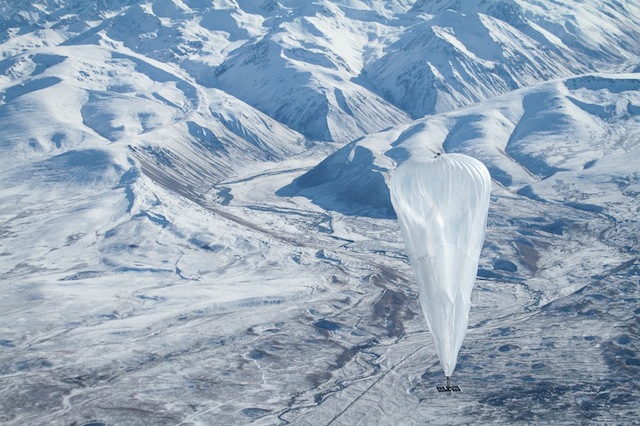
[390,153,491,377]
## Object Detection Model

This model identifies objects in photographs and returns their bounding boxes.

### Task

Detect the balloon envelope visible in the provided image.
[390,153,491,376]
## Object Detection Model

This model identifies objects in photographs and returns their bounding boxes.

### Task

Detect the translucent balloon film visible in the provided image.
[390,153,491,376]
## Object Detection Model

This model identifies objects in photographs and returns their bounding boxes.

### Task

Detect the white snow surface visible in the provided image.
[1,0,640,425]
[390,154,491,377]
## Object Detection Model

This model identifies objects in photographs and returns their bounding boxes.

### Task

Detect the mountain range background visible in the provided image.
[1,1,639,424]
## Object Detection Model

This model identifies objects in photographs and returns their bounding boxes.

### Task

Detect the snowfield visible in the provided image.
[1,0,639,425]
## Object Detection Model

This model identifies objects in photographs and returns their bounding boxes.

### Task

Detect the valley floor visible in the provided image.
[1,153,638,425]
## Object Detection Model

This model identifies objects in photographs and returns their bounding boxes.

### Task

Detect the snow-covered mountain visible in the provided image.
[365,0,640,117]
[1,1,639,425]
[286,73,640,216]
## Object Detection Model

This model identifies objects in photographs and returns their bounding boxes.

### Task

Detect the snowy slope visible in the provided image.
[214,1,412,142]
[286,72,640,223]
[1,0,640,425]
[0,42,308,195]
[364,0,640,118]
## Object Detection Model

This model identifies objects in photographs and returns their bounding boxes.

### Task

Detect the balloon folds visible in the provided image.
[390,153,491,376]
